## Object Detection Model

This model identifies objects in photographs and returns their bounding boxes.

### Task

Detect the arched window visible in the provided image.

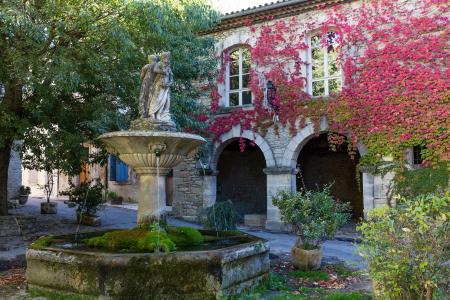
[227,47,252,106]
[309,31,341,97]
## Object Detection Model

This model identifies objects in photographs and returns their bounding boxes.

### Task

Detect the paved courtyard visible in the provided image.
[1,197,366,270]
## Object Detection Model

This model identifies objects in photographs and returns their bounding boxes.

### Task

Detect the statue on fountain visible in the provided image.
[132,52,176,131]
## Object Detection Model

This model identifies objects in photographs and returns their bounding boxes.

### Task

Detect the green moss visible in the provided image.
[137,231,175,252]
[83,226,204,252]
[29,235,54,249]
[84,229,147,250]
[29,288,95,300]
[167,226,204,246]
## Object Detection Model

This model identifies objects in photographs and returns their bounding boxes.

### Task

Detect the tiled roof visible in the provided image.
[203,0,352,34]
[221,0,309,20]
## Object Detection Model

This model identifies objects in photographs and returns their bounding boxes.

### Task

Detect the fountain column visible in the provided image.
[136,171,167,224]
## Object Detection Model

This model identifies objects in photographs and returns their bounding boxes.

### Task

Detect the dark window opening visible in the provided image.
[413,146,424,165]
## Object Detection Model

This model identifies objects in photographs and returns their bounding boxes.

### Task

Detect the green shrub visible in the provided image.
[358,193,449,299]
[61,179,105,216]
[273,185,351,249]
[392,163,449,200]
[167,226,204,246]
[199,200,240,231]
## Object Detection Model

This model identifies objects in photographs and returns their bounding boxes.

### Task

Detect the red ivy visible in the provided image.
[208,0,449,163]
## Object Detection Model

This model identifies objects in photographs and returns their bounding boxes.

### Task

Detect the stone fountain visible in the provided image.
[26,53,270,299]
[98,52,205,224]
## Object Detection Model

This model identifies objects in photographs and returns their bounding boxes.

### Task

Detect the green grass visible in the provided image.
[333,263,355,279]
[320,292,371,300]
[29,289,95,300]
[290,270,330,281]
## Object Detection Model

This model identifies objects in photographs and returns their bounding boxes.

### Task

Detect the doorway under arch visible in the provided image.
[216,138,267,219]
[296,134,363,219]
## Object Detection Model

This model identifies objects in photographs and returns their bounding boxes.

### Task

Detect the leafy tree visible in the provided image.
[0,0,218,215]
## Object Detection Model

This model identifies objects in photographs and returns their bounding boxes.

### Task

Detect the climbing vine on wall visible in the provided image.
[208,0,449,168]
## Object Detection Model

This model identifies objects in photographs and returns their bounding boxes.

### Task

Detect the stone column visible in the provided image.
[264,167,297,232]
[202,172,217,208]
[136,169,170,224]
[362,172,374,218]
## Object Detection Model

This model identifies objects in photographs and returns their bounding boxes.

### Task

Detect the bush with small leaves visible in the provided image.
[358,193,449,299]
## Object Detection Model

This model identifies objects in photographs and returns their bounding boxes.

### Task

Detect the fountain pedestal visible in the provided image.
[136,172,167,224]
[98,130,205,224]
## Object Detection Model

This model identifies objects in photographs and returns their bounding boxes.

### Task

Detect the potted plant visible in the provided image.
[272,184,351,270]
[107,191,123,205]
[61,179,105,226]
[18,185,31,205]
[40,171,58,214]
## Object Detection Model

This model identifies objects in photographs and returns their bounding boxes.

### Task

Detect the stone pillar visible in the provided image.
[362,172,374,218]
[202,172,217,208]
[137,171,168,224]
[264,167,297,232]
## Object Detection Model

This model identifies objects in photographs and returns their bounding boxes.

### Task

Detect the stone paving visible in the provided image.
[0,197,366,270]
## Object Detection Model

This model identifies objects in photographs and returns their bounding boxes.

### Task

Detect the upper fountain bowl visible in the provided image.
[98,130,206,175]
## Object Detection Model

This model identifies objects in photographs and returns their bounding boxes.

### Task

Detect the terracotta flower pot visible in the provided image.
[77,213,101,226]
[41,202,58,214]
[291,245,323,270]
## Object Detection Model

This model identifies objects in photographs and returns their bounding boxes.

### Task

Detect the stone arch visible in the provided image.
[210,125,276,172]
[281,118,366,168]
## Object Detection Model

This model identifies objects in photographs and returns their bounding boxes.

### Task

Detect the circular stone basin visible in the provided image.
[98,130,206,174]
[26,230,269,299]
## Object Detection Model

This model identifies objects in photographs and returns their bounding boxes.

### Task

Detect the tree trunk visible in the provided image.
[0,141,12,215]
[0,81,24,215]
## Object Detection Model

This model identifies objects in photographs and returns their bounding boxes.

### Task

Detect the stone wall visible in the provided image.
[172,157,204,221]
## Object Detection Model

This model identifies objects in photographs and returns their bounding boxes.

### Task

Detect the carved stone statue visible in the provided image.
[138,54,159,118]
[148,52,173,122]
[137,52,173,121]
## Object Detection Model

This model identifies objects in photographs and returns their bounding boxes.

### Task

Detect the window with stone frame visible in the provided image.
[309,31,342,97]
[227,47,252,106]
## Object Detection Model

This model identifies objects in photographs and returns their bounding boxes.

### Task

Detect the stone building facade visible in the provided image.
[170,0,405,231]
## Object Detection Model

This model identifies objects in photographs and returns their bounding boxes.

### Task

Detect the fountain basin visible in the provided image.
[98,130,206,223]
[98,130,206,175]
[26,231,269,299]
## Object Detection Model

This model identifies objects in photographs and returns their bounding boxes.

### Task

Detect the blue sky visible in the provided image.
[210,0,275,14]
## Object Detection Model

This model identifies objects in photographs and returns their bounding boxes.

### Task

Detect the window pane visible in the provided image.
[328,49,339,76]
[312,80,325,97]
[230,60,239,75]
[311,35,321,48]
[230,50,239,62]
[229,76,239,90]
[229,92,239,106]
[328,78,342,94]
[242,91,252,105]
[242,48,250,60]
[242,74,250,88]
[242,59,251,74]
[312,48,324,78]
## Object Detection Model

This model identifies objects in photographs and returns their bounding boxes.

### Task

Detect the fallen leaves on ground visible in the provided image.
[0,268,26,288]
